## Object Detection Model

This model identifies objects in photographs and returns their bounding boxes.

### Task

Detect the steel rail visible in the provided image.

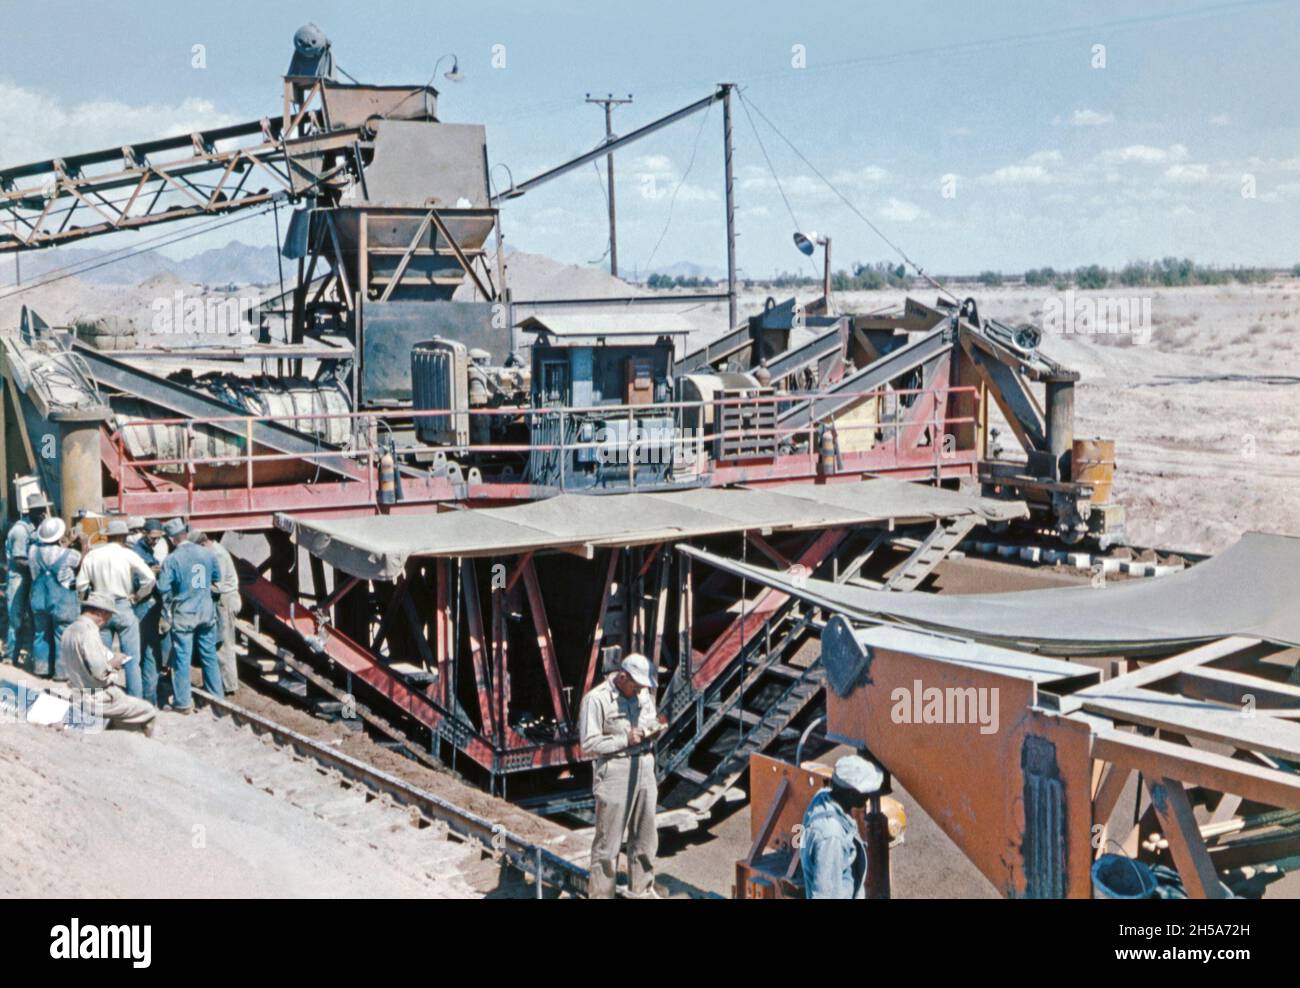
[192,688,590,898]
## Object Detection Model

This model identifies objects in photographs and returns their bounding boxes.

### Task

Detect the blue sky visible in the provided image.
[1,0,1297,277]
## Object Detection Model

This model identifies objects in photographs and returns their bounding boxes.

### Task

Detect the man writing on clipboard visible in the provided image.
[579,653,667,899]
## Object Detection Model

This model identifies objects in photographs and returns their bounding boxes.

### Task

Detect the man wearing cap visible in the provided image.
[193,531,240,694]
[131,519,169,705]
[4,493,48,665]
[62,592,156,734]
[799,754,883,899]
[578,653,667,898]
[158,519,222,713]
[28,517,81,680]
[76,518,155,698]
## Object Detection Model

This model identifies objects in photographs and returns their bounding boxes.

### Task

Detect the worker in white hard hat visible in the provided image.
[27,516,81,680]
[75,518,155,699]
[578,652,667,898]
[62,592,157,735]
[800,754,884,899]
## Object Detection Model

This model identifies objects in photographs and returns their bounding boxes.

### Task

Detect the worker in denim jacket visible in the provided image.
[800,755,883,899]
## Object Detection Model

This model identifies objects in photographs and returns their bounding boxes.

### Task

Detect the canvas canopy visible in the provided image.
[275,478,1027,582]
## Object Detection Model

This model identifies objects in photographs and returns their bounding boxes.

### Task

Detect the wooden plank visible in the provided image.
[1091,728,1300,812]
[1082,686,1300,762]
[1147,778,1228,899]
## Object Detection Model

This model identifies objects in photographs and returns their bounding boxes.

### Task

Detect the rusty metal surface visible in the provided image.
[824,634,1096,898]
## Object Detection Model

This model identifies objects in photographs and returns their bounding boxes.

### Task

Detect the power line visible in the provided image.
[484,0,1279,127]
[738,89,956,301]
[737,92,820,280]
[640,102,712,277]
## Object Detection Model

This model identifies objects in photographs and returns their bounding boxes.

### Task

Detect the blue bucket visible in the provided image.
[1091,854,1158,899]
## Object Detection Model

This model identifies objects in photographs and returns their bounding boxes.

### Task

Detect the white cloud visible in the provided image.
[0,81,241,168]
[878,198,926,223]
[1209,114,1231,127]
[1070,109,1114,127]
[829,165,890,188]
[1100,144,1189,165]
[980,164,1052,185]
[1026,150,1063,165]
[631,153,674,174]
[1164,163,1209,183]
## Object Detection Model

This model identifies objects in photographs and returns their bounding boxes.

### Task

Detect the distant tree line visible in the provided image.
[646,258,1293,291]
[645,273,718,289]
[1014,258,1276,290]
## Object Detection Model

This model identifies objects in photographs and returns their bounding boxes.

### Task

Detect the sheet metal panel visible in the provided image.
[278,477,1026,581]
[680,532,1300,655]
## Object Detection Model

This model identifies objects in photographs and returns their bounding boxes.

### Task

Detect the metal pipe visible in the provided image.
[721,84,738,330]
[492,89,725,204]
[1045,379,1075,481]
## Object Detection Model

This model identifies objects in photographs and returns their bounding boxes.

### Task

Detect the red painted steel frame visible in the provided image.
[243,572,582,774]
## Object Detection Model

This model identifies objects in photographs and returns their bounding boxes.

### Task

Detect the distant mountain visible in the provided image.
[639,260,727,283]
[172,244,283,286]
[0,241,283,288]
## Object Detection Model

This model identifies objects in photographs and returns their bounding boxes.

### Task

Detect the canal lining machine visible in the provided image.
[1,28,1135,838]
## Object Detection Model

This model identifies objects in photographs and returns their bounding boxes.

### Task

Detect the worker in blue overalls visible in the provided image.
[28,516,82,680]
[131,518,169,705]
[4,494,48,666]
[158,518,222,713]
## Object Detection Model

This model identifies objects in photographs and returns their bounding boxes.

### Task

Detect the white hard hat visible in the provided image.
[832,755,883,796]
[620,653,653,689]
[37,517,66,544]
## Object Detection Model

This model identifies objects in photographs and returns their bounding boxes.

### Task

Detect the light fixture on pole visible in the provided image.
[793,231,832,308]
[433,53,463,83]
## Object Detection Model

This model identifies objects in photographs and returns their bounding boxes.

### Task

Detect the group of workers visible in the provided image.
[579,651,883,899]
[1,496,241,733]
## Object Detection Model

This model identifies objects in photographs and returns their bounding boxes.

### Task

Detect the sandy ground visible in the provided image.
[0,667,526,898]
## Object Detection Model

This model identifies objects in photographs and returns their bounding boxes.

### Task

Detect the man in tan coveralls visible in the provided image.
[61,592,157,734]
[578,653,666,899]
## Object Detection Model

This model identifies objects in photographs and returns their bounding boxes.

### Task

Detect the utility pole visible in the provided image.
[585,93,633,278]
[720,83,737,330]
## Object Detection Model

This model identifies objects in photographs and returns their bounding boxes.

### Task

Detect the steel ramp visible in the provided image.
[883,515,979,592]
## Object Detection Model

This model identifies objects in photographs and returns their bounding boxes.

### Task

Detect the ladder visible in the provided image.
[680,664,827,817]
[883,515,978,592]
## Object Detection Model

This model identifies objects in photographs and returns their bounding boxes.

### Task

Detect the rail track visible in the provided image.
[191,688,590,898]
